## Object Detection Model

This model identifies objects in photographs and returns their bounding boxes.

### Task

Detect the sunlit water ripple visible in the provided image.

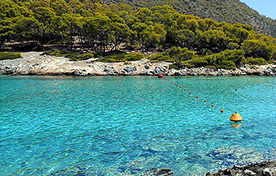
[0,76,275,175]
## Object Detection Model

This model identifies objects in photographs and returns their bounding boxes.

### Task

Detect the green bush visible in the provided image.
[180,57,208,67]
[204,65,217,69]
[0,52,22,60]
[179,62,194,68]
[227,42,240,49]
[150,60,159,63]
[216,60,236,69]
[125,53,144,61]
[148,52,174,62]
[97,54,127,62]
[148,47,196,63]
[202,49,245,69]
[43,51,56,55]
[169,64,181,70]
[97,53,144,62]
[124,62,132,65]
[249,65,255,69]
[44,50,67,57]
[193,58,208,67]
[94,50,126,58]
[247,57,266,65]
[69,53,94,61]
[169,47,196,61]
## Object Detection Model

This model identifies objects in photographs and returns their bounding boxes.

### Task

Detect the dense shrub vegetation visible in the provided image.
[149,47,247,69]
[0,0,275,68]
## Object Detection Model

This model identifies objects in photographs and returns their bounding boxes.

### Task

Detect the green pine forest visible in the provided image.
[102,0,276,37]
[1,0,276,69]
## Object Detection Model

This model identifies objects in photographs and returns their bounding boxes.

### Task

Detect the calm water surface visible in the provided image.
[0,76,276,175]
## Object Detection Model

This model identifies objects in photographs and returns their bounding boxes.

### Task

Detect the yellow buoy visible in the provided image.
[230,112,243,122]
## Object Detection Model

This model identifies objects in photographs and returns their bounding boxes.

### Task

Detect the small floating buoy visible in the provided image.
[189,92,192,94]
[179,86,182,88]
[211,104,215,107]
[158,74,164,78]
[196,96,199,98]
[184,89,187,91]
[230,112,243,122]
[221,110,224,113]
[204,100,207,102]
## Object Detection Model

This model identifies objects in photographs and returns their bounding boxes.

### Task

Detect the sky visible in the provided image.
[240,0,276,19]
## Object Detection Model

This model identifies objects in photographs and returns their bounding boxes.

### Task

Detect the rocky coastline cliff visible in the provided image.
[0,52,276,76]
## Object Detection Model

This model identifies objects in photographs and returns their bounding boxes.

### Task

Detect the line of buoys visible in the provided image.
[158,74,243,122]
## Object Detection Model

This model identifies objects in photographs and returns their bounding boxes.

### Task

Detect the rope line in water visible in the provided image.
[157,74,243,122]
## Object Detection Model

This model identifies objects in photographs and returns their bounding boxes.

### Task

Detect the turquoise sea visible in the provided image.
[0,76,276,175]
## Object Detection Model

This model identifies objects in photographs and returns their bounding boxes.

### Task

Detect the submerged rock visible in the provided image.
[207,145,264,167]
[141,168,173,176]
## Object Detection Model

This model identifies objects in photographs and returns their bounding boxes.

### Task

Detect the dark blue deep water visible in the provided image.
[0,76,276,175]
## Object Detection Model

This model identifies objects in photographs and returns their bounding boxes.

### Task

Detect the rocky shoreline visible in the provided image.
[144,161,276,176]
[142,161,276,175]
[52,161,276,176]
[0,52,276,76]
[206,161,276,176]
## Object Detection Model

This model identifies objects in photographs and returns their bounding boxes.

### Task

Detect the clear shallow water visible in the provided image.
[0,76,276,176]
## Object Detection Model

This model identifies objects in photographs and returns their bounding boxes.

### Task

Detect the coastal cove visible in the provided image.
[1,0,276,175]
[0,75,275,175]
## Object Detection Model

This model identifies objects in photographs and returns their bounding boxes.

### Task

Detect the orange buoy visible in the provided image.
[211,104,215,107]
[204,100,207,102]
[196,96,199,98]
[230,112,243,122]
[189,92,192,94]
[221,110,224,113]
[184,89,187,91]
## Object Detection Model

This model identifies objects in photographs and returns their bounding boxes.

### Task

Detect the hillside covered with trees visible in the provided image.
[102,0,276,37]
[0,0,276,69]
